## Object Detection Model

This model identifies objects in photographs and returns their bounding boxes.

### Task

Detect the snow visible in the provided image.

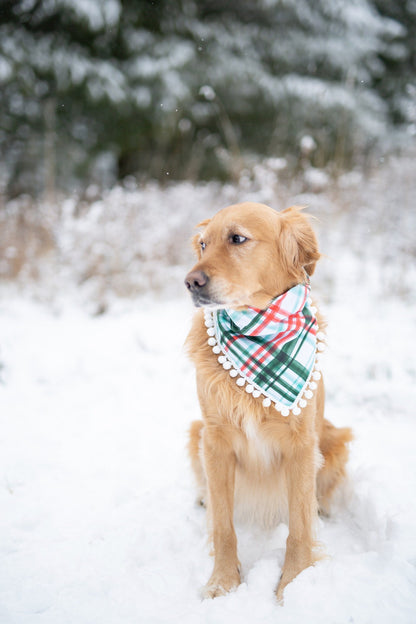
[1,156,416,622]
[58,0,121,31]
[0,279,415,623]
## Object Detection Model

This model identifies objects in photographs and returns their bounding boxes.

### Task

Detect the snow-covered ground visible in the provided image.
[1,156,416,623]
[0,281,415,623]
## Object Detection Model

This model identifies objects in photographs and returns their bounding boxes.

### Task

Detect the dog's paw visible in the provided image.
[202,583,228,599]
[202,568,241,599]
[275,583,285,605]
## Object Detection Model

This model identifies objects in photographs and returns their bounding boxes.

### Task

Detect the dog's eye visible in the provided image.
[200,240,206,251]
[229,234,247,245]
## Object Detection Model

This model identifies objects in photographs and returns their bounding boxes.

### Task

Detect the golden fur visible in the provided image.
[185,202,352,601]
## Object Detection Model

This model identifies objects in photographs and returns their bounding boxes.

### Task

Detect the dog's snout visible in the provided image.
[185,270,209,292]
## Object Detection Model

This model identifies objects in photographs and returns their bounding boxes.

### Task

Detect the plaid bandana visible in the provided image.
[204,283,325,417]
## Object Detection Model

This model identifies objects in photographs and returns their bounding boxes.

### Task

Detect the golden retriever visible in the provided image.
[184,202,352,601]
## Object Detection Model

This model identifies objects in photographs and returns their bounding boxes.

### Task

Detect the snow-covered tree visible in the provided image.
[373,0,416,129]
[0,0,412,195]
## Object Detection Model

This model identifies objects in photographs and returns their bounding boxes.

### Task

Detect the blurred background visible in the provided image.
[0,0,415,309]
[1,5,416,618]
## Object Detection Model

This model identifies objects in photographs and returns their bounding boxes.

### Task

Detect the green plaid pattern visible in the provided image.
[214,284,317,408]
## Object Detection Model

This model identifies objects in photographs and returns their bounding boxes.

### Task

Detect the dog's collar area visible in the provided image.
[204,283,326,417]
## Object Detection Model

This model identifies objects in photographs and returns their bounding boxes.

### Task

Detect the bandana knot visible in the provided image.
[204,283,325,417]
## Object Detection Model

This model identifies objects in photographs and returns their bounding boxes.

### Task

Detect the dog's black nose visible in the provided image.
[185,270,209,292]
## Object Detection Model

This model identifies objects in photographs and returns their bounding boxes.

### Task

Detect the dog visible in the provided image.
[184,202,352,601]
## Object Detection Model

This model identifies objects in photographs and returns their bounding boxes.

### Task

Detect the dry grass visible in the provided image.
[0,150,415,310]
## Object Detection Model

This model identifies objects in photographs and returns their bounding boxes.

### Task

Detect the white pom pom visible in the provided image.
[317,331,326,341]
[292,406,301,416]
[317,342,326,352]
[207,327,215,336]
[236,377,245,387]
[309,381,317,390]
[204,318,213,328]
[223,361,231,370]
[299,399,307,408]
[281,407,290,417]
[262,397,271,408]
[218,355,226,364]
[312,371,321,380]
[208,337,216,346]
[304,390,313,399]
[245,384,254,394]
[252,390,261,398]
[310,306,317,314]
[229,369,238,378]
[213,345,221,354]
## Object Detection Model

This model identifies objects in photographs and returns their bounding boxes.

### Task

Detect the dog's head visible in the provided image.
[184,202,320,310]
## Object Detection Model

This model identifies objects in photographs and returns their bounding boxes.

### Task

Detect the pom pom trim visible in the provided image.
[204,303,326,418]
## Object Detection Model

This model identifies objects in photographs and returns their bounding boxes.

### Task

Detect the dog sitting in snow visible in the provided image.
[184,202,352,601]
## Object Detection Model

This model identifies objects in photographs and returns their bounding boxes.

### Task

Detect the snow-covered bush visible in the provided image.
[0,151,415,311]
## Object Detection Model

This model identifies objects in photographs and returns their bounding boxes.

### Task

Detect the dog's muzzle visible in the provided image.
[184,270,216,307]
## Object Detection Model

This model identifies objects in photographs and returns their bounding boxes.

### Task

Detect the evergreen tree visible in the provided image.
[373,0,416,128]
[0,0,411,196]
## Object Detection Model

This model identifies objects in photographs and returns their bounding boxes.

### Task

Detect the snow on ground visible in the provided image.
[0,276,416,624]
[1,155,416,623]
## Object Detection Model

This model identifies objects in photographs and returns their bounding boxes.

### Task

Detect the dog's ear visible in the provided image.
[191,218,211,257]
[278,207,320,279]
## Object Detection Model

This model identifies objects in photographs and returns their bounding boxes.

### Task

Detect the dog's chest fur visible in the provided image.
[241,417,280,470]
[234,416,289,527]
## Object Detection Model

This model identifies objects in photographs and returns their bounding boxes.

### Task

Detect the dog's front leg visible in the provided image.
[202,425,241,598]
[276,443,320,602]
